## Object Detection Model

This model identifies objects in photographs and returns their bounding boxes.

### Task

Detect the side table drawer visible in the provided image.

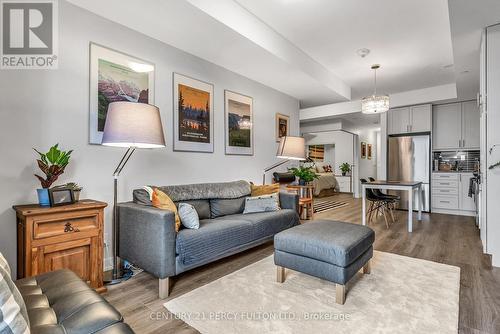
[33,212,99,239]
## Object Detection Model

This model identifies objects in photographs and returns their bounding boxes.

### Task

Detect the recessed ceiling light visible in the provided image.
[357,48,371,58]
[460,70,470,74]
[442,64,454,69]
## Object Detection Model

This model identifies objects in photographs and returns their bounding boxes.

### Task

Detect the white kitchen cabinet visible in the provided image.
[459,173,476,212]
[431,172,475,215]
[387,104,431,135]
[432,102,480,150]
[388,107,410,135]
[410,104,432,133]
[432,103,462,150]
[462,101,480,149]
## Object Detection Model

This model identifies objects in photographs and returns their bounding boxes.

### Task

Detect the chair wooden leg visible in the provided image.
[389,206,396,223]
[363,260,371,274]
[382,207,390,228]
[277,266,285,283]
[336,284,346,305]
[159,277,170,299]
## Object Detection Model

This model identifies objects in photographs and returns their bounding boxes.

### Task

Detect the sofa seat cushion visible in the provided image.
[274,220,374,267]
[176,219,254,266]
[16,269,127,333]
[218,209,299,240]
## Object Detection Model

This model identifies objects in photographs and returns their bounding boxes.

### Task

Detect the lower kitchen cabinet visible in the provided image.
[431,173,475,216]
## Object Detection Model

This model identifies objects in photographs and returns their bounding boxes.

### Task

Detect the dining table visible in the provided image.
[361,180,424,232]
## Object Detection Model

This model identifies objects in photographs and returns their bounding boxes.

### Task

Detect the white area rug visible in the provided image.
[165,251,460,334]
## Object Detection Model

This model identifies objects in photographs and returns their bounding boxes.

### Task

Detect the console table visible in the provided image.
[13,199,107,293]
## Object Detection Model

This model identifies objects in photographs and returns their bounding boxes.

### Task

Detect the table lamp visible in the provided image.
[263,136,306,184]
[102,101,165,284]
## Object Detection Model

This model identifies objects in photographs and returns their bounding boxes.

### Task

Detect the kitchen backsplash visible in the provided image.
[433,150,480,172]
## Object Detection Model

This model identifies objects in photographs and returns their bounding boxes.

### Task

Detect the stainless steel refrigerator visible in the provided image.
[388,134,430,211]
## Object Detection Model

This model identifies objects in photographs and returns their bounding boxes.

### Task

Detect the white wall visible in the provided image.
[356,128,378,181]
[0,1,299,276]
[486,24,500,267]
[303,131,355,175]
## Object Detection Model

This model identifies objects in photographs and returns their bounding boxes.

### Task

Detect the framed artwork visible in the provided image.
[173,73,214,152]
[225,90,253,155]
[89,43,155,144]
[276,113,290,142]
[367,144,373,160]
[308,145,325,162]
[361,142,367,159]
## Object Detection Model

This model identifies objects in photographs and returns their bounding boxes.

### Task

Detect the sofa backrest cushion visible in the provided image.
[158,180,250,202]
[0,263,30,333]
[210,197,246,218]
[177,200,210,220]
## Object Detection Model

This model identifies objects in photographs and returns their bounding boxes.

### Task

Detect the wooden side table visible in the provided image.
[13,199,107,293]
[286,185,315,220]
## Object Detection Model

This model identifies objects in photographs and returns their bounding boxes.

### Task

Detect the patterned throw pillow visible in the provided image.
[243,193,280,214]
[0,253,10,277]
[178,203,200,229]
[152,188,181,232]
[322,165,333,173]
[0,265,30,334]
[250,183,280,197]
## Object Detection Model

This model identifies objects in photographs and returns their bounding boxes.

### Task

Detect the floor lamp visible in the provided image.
[263,136,306,184]
[101,102,166,284]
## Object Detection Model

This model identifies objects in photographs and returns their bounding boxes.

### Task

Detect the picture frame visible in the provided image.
[89,43,155,144]
[361,142,367,159]
[173,73,214,153]
[49,187,75,207]
[367,144,372,160]
[225,90,253,155]
[276,113,290,142]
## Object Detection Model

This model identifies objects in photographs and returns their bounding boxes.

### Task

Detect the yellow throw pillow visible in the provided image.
[152,188,181,232]
[251,183,280,197]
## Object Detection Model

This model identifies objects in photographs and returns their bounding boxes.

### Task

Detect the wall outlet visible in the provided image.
[104,233,109,248]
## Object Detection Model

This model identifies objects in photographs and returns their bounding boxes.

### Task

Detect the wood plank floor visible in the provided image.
[104,194,500,333]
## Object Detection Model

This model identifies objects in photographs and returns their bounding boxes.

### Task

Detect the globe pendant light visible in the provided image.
[361,64,390,114]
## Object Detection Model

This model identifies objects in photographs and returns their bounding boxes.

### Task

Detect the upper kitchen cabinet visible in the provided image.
[432,102,480,150]
[462,101,480,149]
[387,104,431,135]
[432,103,462,150]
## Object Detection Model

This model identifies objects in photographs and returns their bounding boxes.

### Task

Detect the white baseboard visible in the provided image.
[431,208,476,217]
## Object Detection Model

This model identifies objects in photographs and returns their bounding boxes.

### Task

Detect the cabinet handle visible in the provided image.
[440,200,450,203]
[441,190,450,192]
[64,222,80,233]
[441,182,450,185]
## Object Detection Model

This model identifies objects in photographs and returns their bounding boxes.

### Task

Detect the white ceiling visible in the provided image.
[67,0,497,108]
[236,0,455,100]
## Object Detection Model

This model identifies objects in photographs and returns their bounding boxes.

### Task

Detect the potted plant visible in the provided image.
[288,165,319,185]
[33,144,73,206]
[340,162,351,176]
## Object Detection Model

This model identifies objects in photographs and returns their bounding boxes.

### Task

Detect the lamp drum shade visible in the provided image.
[102,102,166,148]
[276,136,306,160]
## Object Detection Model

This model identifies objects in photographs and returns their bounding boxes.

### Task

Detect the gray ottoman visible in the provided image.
[274,220,375,304]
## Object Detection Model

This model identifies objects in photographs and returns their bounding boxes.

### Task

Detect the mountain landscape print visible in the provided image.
[97,59,149,131]
[228,99,251,148]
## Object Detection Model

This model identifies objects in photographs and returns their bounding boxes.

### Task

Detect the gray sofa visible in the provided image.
[117,180,300,298]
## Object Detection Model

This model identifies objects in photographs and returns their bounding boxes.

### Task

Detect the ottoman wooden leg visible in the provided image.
[277,266,285,283]
[363,260,371,274]
[336,284,346,305]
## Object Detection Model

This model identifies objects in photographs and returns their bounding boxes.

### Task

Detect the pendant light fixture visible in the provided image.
[361,64,390,114]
